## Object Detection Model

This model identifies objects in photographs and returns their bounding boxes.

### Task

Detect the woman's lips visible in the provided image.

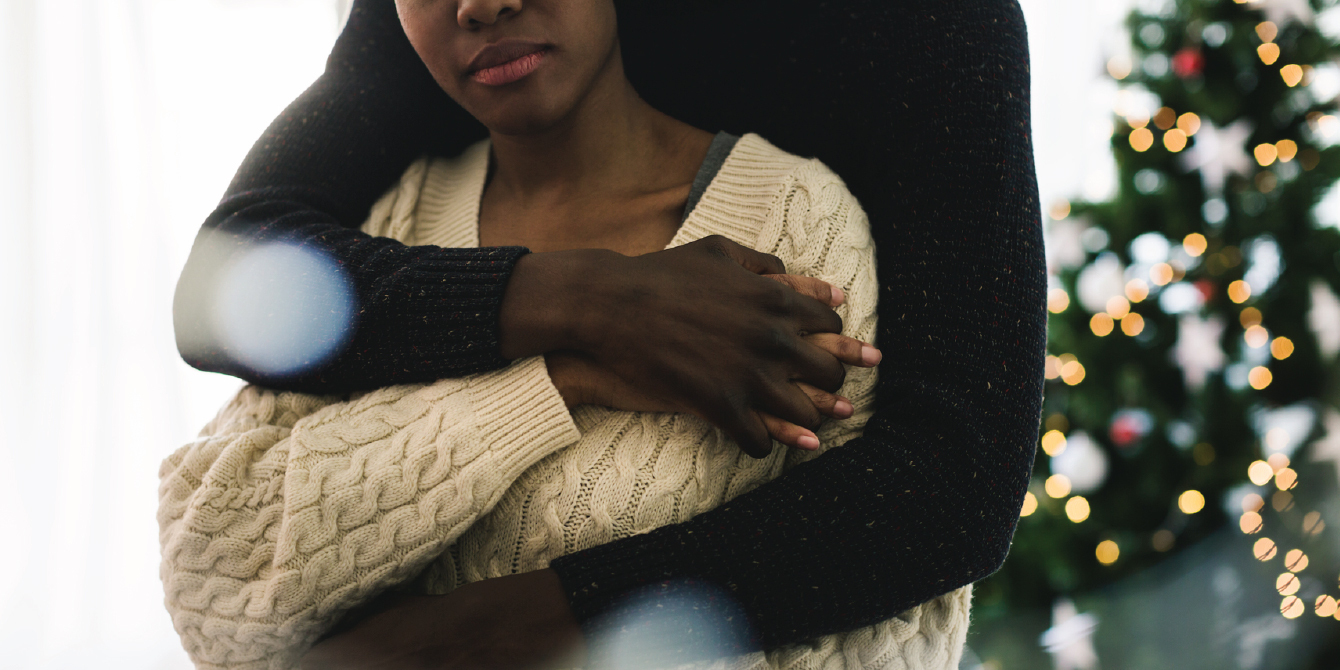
[470,48,549,86]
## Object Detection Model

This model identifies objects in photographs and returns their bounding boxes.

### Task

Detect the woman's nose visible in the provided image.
[457,0,523,29]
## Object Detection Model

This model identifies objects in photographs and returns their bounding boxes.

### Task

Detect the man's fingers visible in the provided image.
[795,382,853,420]
[764,274,845,308]
[703,234,787,275]
[760,413,820,451]
[803,333,882,368]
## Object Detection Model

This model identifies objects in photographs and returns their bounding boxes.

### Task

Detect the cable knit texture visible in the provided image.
[159,134,970,669]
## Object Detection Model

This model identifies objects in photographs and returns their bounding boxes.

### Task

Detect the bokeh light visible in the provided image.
[1096,540,1120,565]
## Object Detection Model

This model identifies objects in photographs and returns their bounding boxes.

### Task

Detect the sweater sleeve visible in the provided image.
[173,0,520,395]
[157,357,581,670]
[548,0,1046,660]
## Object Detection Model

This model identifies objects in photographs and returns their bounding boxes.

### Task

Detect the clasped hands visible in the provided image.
[300,235,879,668]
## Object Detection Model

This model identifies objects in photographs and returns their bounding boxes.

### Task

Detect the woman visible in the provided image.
[167,0,1045,667]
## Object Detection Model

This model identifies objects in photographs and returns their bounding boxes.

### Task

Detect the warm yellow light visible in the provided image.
[1130,127,1154,152]
[1178,490,1206,514]
[1248,460,1275,486]
[1162,128,1187,152]
[1276,139,1298,162]
[1271,337,1294,359]
[1103,296,1128,319]
[1257,21,1279,42]
[1153,107,1176,130]
[1303,510,1325,535]
[1258,43,1280,65]
[1096,540,1120,565]
[1277,573,1301,596]
[1177,112,1201,136]
[1240,307,1263,328]
[1228,280,1252,304]
[1254,537,1278,561]
[1061,360,1086,386]
[1020,491,1038,517]
[1243,492,1265,513]
[1249,366,1273,390]
[1047,288,1070,313]
[1121,313,1145,337]
[1282,64,1304,87]
[1045,355,1062,380]
[1065,496,1091,523]
[1049,199,1072,220]
[1045,474,1072,499]
[1090,313,1115,336]
[1285,549,1309,572]
[1282,595,1305,619]
[1150,263,1174,286]
[1275,466,1297,490]
[1125,279,1150,302]
[1316,595,1339,617]
[1255,143,1279,166]
[1107,55,1133,80]
[1041,430,1068,456]
[1245,324,1270,348]
[1241,510,1264,534]
[1176,235,1204,259]
[1127,113,1150,129]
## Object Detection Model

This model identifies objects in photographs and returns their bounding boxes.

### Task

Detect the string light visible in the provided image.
[1256,21,1279,43]
[1041,430,1068,456]
[1248,461,1275,486]
[1228,280,1252,303]
[1275,467,1298,490]
[1245,325,1270,348]
[1240,307,1263,327]
[1241,510,1264,534]
[1282,596,1305,619]
[1125,279,1150,302]
[1254,537,1278,561]
[1255,143,1279,166]
[1176,112,1200,135]
[1316,596,1339,617]
[1150,263,1174,285]
[1045,474,1073,499]
[1048,287,1071,313]
[1130,127,1154,152]
[1278,573,1301,596]
[1065,496,1091,523]
[1096,540,1120,565]
[1091,313,1115,336]
[1121,313,1145,336]
[1020,491,1038,517]
[1285,549,1309,572]
[1045,355,1062,380]
[1282,64,1304,87]
[1182,233,1207,257]
[1271,337,1294,359]
[1276,139,1298,162]
[1178,490,1205,514]
[1249,366,1273,389]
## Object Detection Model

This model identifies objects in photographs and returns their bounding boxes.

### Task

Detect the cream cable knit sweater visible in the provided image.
[158,134,970,670]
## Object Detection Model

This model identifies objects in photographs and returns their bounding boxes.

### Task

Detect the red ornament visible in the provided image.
[1109,409,1153,449]
[1194,279,1215,303]
[1172,47,1204,79]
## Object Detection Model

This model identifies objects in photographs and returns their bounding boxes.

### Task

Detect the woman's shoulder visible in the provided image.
[701,133,872,267]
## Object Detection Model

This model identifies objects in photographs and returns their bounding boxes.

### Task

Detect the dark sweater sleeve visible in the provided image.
[173,0,523,394]
[548,0,1046,661]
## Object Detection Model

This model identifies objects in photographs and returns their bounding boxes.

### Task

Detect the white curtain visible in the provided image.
[0,1,341,666]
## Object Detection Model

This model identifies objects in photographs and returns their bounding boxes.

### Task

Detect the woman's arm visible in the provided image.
[158,359,581,669]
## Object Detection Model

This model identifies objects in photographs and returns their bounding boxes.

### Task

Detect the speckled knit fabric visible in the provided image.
[175,0,1045,664]
[160,135,969,669]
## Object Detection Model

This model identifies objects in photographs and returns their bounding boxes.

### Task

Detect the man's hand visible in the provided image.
[300,570,584,670]
[499,235,878,457]
[545,324,876,453]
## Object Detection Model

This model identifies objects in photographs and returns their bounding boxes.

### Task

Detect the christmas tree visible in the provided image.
[968,1,1340,668]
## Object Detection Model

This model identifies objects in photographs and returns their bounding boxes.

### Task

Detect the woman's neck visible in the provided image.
[485,60,709,206]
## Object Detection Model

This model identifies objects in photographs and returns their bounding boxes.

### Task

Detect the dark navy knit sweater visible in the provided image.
[173,0,1046,660]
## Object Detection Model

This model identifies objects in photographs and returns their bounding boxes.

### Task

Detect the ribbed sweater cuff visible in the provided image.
[467,355,581,468]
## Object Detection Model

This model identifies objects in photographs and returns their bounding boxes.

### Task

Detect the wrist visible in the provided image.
[498,249,624,359]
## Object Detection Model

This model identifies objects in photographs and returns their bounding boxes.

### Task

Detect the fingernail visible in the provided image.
[834,399,853,418]
[861,345,882,366]
[798,434,820,451]
[830,285,845,305]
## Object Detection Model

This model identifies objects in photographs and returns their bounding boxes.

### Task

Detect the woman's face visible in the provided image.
[396,0,621,135]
